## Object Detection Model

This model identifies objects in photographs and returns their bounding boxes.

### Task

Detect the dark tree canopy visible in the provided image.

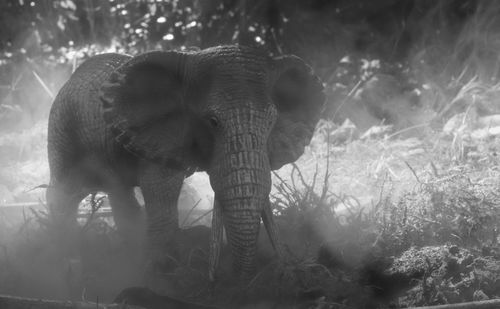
[0,0,481,61]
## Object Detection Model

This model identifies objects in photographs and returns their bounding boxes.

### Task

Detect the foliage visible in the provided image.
[389,246,500,307]
[377,169,500,254]
[2,0,500,132]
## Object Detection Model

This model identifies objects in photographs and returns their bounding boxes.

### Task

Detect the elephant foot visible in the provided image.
[143,233,183,279]
[142,246,182,294]
[143,228,215,291]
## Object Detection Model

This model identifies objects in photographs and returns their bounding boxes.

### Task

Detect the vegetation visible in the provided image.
[1,0,500,308]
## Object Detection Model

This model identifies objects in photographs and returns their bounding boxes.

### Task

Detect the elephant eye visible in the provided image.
[208,115,220,129]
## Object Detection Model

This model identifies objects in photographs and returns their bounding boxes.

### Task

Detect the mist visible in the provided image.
[2,1,500,308]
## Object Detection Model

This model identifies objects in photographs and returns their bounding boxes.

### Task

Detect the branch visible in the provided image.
[415,298,500,309]
[0,287,220,309]
[0,294,144,309]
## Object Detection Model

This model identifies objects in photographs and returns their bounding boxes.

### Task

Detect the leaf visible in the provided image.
[66,0,76,11]
[57,15,66,31]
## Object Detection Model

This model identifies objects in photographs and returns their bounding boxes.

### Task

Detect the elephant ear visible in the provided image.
[99,51,189,168]
[268,55,325,170]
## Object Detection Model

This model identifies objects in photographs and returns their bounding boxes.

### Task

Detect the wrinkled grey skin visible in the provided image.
[46,45,324,280]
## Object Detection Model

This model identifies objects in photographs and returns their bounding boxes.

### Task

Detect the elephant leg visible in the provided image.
[138,164,184,271]
[47,179,86,229]
[108,187,145,252]
[46,178,87,256]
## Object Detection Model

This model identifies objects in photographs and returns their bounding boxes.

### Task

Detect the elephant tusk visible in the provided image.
[262,200,284,259]
[208,199,223,282]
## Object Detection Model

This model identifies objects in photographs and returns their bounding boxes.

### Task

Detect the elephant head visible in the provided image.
[99,45,324,279]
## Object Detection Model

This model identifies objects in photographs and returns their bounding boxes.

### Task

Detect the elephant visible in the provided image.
[46,45,325,280]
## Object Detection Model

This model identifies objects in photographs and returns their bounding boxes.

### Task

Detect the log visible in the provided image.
[0,288,218,309]
[415,299,500,309]
[0,294,145,309]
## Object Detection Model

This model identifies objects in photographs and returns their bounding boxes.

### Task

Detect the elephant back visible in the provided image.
[47,53,133,180]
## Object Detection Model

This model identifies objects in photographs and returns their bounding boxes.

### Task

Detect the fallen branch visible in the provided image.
[415,298,500,309]
[0,287,219,309]
[0,294,145,309]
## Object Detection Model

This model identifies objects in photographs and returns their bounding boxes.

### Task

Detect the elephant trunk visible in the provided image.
[220,169,270,277]
[210,131,274,279]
